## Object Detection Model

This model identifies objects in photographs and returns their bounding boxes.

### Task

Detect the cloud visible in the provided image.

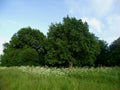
[81,15,120,44]
[82,17,102,33]
[103,37,119,45]
[102,15,120,44]
[65,0,119,17]
[90,0,113,16]
[65,0,120,44]
[0,37,10,54]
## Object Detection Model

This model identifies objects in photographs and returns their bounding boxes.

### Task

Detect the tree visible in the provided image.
[95,40,108,66]
[1,27,46,66]
[107,37,120,66]
[19,46,39,66]
[45,16,99,67]
[0,55,1,65]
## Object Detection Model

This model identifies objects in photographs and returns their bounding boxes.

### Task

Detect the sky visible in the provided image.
[0,0,120,54]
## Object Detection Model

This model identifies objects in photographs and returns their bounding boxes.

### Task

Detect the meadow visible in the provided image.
[0,66,120,90]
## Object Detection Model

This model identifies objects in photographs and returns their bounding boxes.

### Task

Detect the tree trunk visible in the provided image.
[68,61,73,68]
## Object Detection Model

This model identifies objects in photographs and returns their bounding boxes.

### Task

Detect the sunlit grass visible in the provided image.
[0,66,120,90]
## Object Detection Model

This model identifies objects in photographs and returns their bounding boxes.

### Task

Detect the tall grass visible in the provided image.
[0,66,120,90]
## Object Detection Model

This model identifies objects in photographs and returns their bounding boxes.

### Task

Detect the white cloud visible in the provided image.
[65,0,120,44]
[81,15,120,44]
[103,37,119,45]
[0,37,10,54]
[65,0,81,14]
[107,15,120,30]
[82,17,102,33]
[102,15,120,44]
[91,0,113,16]
[65,0,118,17]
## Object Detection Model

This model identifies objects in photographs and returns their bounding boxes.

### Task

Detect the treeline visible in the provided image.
[0,16,120,67]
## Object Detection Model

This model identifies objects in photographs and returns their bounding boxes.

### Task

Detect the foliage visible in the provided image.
[0,55,1,65]
[95,40,108,66]
[1,27,46,66]
[107,37,120,66]
[45,16,99,67]
[1,16,120,67]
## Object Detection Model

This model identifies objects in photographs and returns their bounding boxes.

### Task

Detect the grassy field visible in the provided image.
[0,66,120,90]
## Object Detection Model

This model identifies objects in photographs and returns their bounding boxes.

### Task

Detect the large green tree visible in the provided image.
[45,16,99,67]
[1,27,46,66]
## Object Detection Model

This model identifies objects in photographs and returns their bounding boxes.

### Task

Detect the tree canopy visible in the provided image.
[45,16,99,67]
[107,37,120,66]
[1,16,120,67]
[1,27,46,66]
[95,40,108,66]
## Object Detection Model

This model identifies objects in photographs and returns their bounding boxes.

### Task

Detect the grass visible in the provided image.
[0,66,120,90]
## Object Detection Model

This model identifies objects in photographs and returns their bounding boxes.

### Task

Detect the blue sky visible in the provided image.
[0,0,120,54]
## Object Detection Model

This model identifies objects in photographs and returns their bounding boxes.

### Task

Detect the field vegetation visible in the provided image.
[0,66,120,90]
